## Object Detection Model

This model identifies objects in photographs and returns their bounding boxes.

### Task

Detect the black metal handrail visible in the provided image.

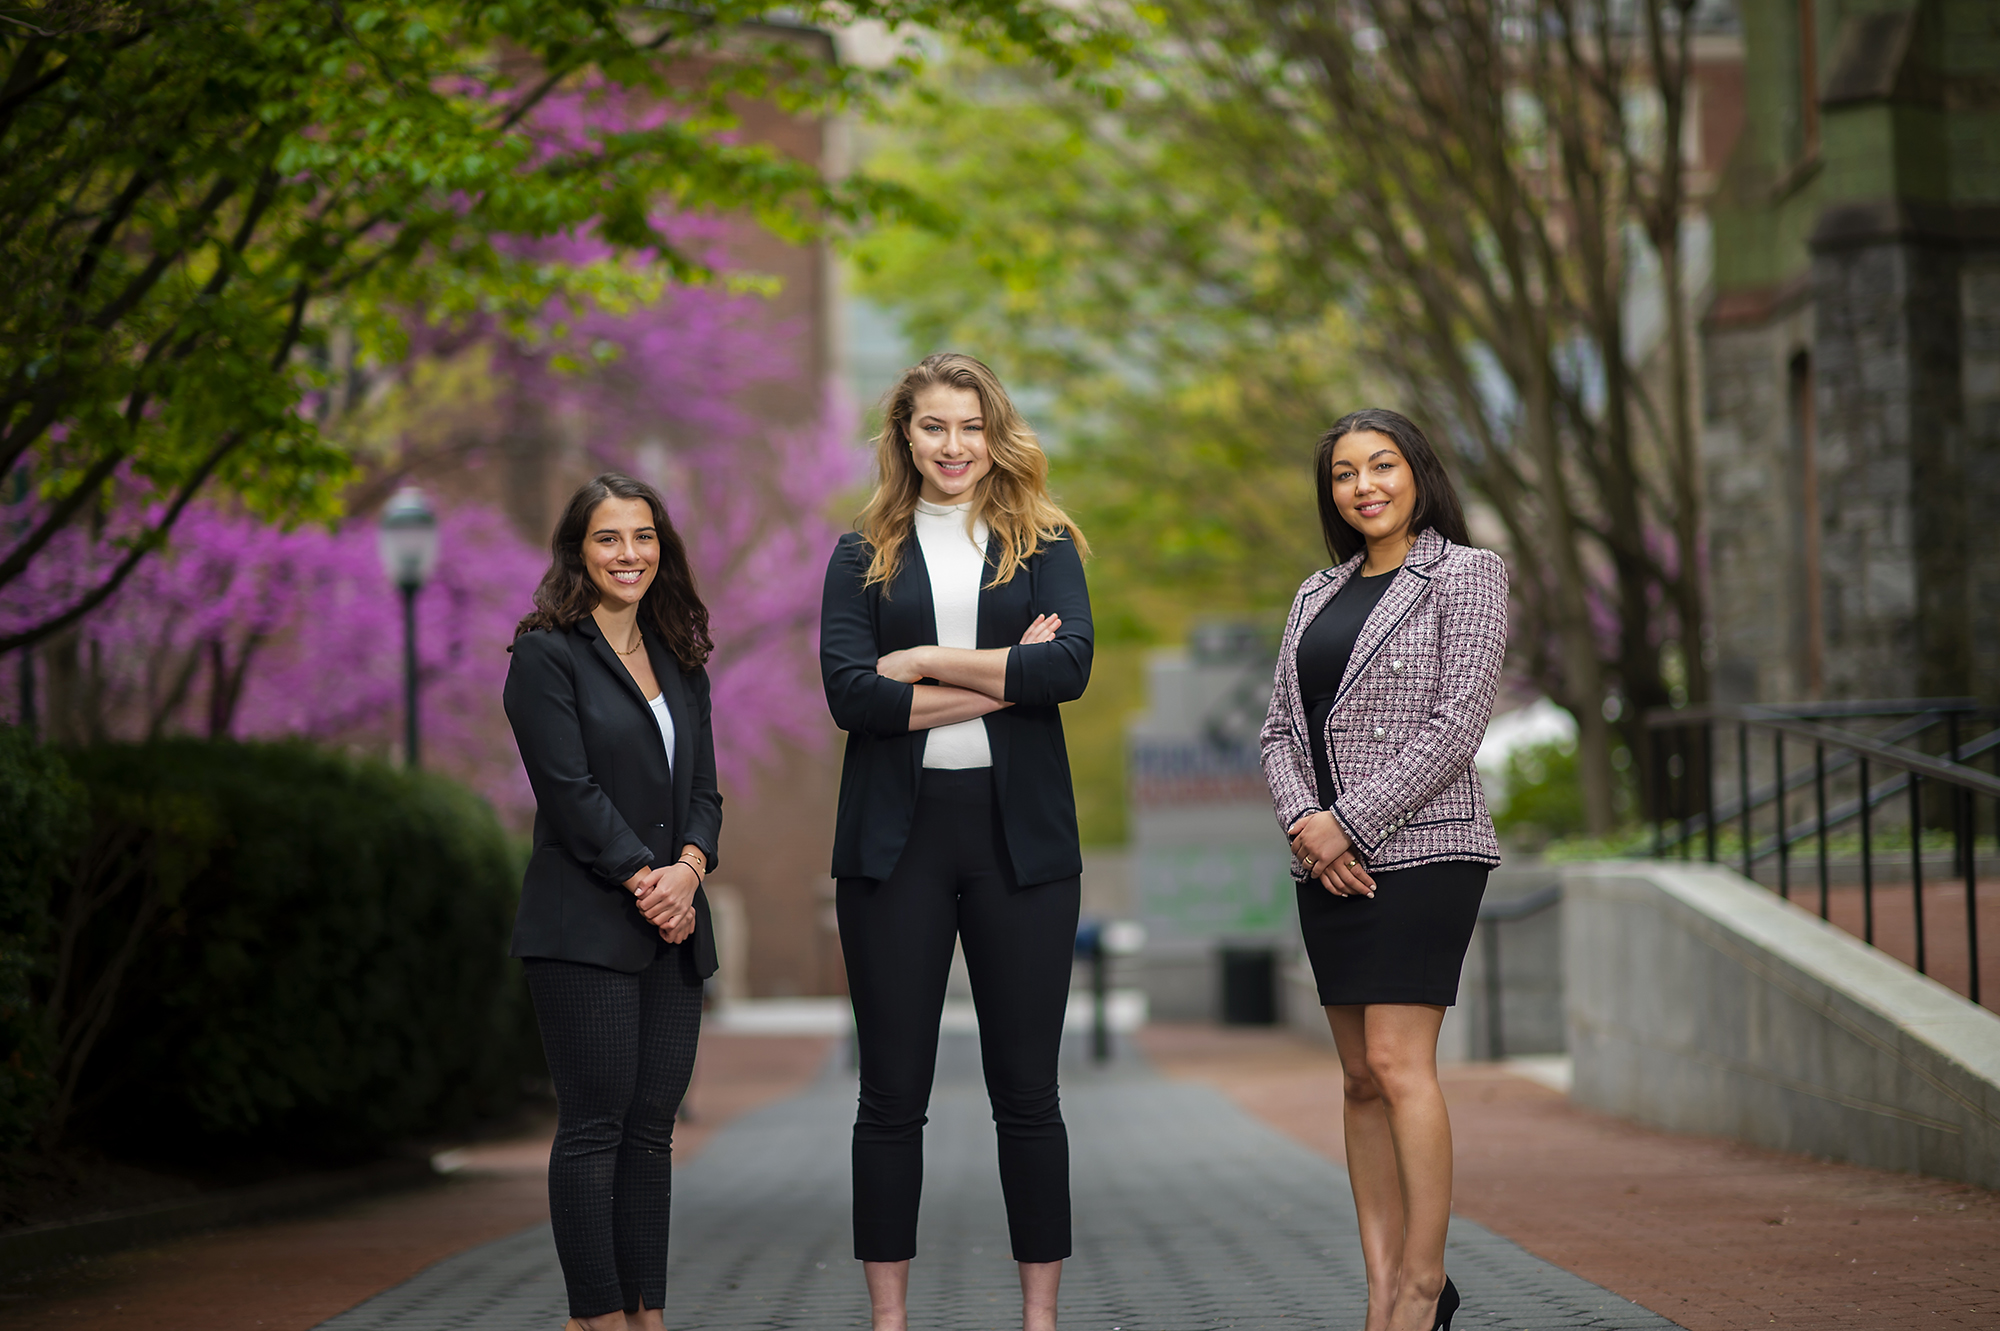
[1645,700,1999,1008]
[1475,884,1562,1061]
[1675,710,1961,835]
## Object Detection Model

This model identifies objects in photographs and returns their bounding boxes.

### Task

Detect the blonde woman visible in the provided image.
[820,353,1092,1331]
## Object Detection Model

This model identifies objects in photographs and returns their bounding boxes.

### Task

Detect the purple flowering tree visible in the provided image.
[2,292,859,819]
[0,492,546,817]
[2,71,862,817]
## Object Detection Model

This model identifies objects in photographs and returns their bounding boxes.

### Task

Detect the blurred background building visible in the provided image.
[1703,0,2000,705]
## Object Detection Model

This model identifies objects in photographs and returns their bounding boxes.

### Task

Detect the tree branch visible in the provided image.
[492,16,692,135]
[0,431,243,653]
[0,447,129,591]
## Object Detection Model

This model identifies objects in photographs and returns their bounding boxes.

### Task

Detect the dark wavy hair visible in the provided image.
[512,473,713,670]
[1313,408,1473,565]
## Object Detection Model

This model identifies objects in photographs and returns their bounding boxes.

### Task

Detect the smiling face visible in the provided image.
[906,384,993,505]
[1328,429,1418,550]
[582,495,660,609]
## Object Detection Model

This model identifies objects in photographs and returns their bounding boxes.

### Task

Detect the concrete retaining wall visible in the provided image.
[1563,861,2000,1189]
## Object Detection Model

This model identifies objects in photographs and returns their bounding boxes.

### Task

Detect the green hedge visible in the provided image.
[1492,735,1638,851]
[0,727,84,1148]
[3,732,537,1161]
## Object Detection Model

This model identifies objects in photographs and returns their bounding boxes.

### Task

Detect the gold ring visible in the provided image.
[1303,855,1317,870]
[1346,858,1359,868]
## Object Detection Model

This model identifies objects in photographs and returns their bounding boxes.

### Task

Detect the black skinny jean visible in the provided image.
[836,767,1080,1264]
[524,945,704,1319]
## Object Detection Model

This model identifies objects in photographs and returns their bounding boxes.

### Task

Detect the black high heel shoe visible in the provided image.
[1432,1275,1460,1331]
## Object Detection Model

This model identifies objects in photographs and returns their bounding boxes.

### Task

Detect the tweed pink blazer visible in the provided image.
[1259,527,1508,876]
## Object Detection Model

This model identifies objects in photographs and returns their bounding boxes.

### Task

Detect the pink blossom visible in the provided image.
[1,81,865,816]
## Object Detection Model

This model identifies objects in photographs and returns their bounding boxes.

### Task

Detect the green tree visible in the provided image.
[0,0,1102,651]
[856,2,1716,833]
[851,53,1367,642]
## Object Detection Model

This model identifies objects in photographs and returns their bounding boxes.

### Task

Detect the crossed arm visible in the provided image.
[875,613,1062,724]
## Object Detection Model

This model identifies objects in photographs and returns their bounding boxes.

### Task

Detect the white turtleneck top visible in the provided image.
[913,496,993,769]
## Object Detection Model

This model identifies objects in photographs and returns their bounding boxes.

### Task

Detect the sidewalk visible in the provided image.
[0,1032,837,1331]
[306,1034,1668,1330]
[7,1022,1994,1330]
[1140,1023,2000,1329]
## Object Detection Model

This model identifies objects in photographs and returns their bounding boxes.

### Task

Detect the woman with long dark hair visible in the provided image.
[820,352,1092,1331]
[1259,409,1507,1331]
[505,473,722,1331]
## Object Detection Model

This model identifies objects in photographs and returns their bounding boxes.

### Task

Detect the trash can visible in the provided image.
[1218,946,1278,1025]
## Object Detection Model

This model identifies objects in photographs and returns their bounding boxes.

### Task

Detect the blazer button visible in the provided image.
[1372,725,1386,740]
[1390,659,1404,674]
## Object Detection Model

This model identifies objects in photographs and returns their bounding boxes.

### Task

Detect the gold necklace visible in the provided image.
[614,634,644,656]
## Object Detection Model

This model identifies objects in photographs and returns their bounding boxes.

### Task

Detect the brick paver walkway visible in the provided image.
[1808,879,1998,1003]
[1142,1025,2000,1329]
[315,1035,1677,1330]
[0,1033,837,1331]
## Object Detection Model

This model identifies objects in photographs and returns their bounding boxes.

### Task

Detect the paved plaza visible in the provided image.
[315,1036,1679,1331]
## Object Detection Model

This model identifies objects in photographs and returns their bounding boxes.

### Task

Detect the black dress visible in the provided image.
[1294,570,1488,1007]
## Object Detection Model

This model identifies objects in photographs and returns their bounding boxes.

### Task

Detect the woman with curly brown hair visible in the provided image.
[821,353,1093,1331]
[505,472,723,1331]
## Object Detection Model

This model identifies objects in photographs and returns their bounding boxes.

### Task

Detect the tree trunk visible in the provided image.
[1524,373,1617,834]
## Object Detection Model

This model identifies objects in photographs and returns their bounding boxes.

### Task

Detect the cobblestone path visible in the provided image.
[315,1037,1681,1330]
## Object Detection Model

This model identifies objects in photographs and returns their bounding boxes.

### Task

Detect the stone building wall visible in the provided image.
[1810,234,1956,701]
[1962,257,2000,702]
[1702,301,1816,703]
[1699,0,2000,707]
[1707,229,2000,707]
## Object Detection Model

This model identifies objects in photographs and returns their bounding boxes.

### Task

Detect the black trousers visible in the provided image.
[524,945,704,1319]
[836,766,1079,1264]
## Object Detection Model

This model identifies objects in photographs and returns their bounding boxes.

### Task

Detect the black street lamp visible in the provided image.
[377,487,439,768]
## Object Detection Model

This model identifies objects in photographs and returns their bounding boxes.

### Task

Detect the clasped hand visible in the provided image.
[1287,810,1376,898]
[624,862,699,943]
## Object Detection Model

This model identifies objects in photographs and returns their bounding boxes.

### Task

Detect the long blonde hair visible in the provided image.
[856,352,1088,590]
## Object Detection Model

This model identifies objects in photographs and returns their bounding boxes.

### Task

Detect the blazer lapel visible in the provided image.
[882,534,938,651]
[974,529,1011,797]
[1282,557,1361,748]
[974,530,1005,649]
[890,541,938,787]
[580,618,676,816]
[1331,528,1450,706]
[578,617,654,713]
[648,631,694,828]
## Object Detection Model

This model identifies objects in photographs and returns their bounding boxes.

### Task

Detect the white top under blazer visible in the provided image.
[646,692,676,773]
[913,497,993,769]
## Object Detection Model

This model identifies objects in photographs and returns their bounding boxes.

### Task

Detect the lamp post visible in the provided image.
[377,487,439,769]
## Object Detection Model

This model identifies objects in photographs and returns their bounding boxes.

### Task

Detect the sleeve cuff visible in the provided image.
[1277,802,1321,833]
[871,680,916,735]
[1330,799,1379,856]
[605,843,656,885]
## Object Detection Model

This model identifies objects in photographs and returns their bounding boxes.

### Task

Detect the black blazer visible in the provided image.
[504,618,722,976]
[820,528,1092,886]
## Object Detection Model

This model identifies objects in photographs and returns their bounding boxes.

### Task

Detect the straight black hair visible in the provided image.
[1313,408,1473,565]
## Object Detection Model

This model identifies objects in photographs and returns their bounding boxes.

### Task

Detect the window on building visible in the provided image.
[1788,350,1824,698]
[1791,0,1821,165]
